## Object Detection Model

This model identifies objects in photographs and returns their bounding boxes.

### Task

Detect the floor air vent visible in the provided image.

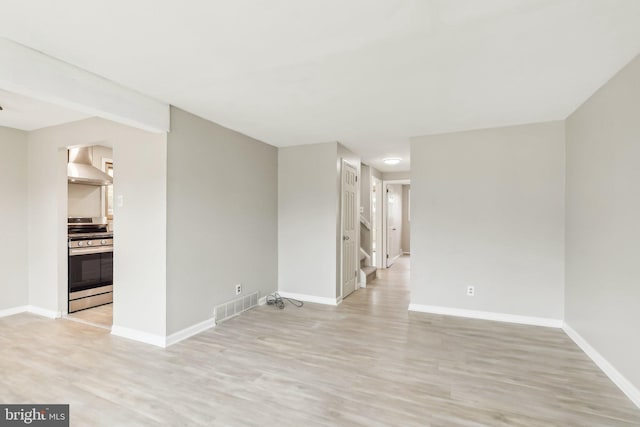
[214,291,259,324]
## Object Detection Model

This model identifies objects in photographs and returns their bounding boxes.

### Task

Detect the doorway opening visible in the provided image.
[341,170,410,311]
[65,145,114,330]
[371,176,383,268]
[382,179,410,269]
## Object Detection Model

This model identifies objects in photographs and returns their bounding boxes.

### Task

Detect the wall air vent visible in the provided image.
[214,291,259,324]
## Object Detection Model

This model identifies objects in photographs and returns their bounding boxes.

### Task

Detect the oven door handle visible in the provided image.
[69,246,114,256]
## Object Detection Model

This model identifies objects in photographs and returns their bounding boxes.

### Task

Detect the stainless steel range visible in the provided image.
[68,217,113,313]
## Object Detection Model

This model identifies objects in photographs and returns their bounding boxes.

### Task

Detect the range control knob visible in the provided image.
[78,241,84,247]
[87,241,93,246]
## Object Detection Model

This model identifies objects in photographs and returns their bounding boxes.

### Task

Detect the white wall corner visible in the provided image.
[165,317,216,347]
[277,291,340,306]
[27,305,62,319]
[408,304,563,328]
[258,295,268,306]
[563,322,640,409]
[0,306,28,318]
[111,325,167,348]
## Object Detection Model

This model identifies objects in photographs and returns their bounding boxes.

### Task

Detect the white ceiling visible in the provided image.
[1,0,639,171]
[0,89,89,131]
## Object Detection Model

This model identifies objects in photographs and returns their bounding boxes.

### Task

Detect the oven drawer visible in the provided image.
[69,285,113,301]
[69,291,113,313]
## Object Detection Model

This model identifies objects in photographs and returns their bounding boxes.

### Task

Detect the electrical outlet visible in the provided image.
[235,284,242,295]
[467,286,475,297]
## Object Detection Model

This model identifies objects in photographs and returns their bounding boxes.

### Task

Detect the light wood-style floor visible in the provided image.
[1,256,639,426]
[66,303,113,330]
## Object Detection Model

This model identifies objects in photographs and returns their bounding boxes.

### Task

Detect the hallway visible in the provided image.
[1,257,639,426]
[344,254,411,316]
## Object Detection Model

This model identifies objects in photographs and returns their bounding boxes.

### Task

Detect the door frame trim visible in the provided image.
[372,176,383,268]
[382,179,410,269]
[340,159,359,300]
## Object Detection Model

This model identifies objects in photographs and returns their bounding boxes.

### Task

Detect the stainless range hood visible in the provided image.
[68,147,113,186]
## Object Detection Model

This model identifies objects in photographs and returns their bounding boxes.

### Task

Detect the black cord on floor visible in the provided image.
[266,292,303,309]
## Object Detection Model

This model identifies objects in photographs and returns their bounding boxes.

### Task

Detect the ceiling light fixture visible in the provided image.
[383,157,401,165]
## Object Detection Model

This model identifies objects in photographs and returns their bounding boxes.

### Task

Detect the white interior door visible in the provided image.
[386,184,402,267]
[342,161,358,298]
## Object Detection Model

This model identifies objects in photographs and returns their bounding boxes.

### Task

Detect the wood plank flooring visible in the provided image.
[1,256,639,426]
[65,303,113,330]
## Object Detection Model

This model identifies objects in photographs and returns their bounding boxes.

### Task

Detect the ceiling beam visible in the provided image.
[0,37,169,133]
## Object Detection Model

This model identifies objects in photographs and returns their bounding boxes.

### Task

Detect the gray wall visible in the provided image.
[382,171,410,181]
[279,143,338,299]
[401,184,411,253]
[360,164,372,224]
[410,122,565,320]
[278,142,360,300]
[371,166,382,180]
[565,55,640,390]
[0,126,28,311]
[166,107,278,334]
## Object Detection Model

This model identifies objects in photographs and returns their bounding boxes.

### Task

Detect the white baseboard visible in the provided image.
[277,291,339,306]
[258,295,267,306]
[336,296,343,306]
[27,305,62,319]
[111,325,167,348]
[563,323,640,409]
[0,305,28,318]
[408,304,563,328]
[1,305,63,320]
[165,317,216,347]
